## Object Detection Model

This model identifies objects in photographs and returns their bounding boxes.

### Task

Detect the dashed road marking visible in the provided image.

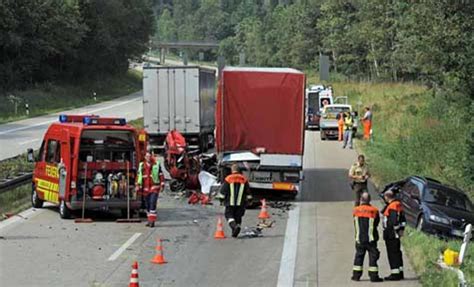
[107,233,142,261]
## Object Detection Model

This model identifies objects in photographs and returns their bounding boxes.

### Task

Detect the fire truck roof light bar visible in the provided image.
[58,115,126,126]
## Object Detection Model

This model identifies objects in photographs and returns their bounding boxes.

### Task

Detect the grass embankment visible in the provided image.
[0,70,142,124]
[0,153,34,216]
[307,73,473,286]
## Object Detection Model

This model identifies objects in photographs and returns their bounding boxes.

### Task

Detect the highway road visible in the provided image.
[0,131,419,287]
[0,91,143,161]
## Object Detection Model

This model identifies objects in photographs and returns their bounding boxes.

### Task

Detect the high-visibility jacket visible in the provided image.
[137,161,163,193]
[344,116,354,131]
[220,172,250,207]
[382,200,407,239]
[353,204,380,244]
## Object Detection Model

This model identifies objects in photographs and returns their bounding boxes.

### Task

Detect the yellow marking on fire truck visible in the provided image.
[46,165,59,178]
[37,178,59,192]
[37,187,59,203]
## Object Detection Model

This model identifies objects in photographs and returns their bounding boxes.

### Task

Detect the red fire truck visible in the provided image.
[28,115,147,219]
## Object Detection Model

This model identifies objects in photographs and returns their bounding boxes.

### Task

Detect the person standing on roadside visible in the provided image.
[349,155,370,206]
[337,112,344,142]
[352,192,384,282]
[343,112,354,149]
[136,152,164,228]
[362,107,372,140]
[382,189,407,281]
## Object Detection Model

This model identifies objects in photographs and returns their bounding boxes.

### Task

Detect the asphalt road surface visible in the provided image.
[0,91,143,161]
[0,131,420,286]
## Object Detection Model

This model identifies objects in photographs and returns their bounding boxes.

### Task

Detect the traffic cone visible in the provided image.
[258,199,270,220]
[150,238,167,264]
[128,261,139,287]
[214,216,226,239]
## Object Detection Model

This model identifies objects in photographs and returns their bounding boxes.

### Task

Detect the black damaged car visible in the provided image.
[384,176,474,238]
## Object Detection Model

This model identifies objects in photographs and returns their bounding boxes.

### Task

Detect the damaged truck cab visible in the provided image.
[29,115,147,218]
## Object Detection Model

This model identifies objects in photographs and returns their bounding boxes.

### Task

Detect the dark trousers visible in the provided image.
[353,182,368,206]
[385,238,403,274]
[224,206,246,225]
[145,192,158,222]
[353,242,380,279]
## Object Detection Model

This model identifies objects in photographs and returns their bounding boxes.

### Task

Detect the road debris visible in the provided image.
[257,220,275,229]
[267,201,292,211]
[240,227,263,238]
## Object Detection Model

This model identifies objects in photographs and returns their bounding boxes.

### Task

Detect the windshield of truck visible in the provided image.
[423,187,473,212]
[307,92,319,114]
[79,130,135,162]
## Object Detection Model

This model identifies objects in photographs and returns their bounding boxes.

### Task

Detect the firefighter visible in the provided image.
[136,152,164,228]
[352,192,383,282]
[342,112,354,149]
[219,164,251,238]
[349,155,370,206]
[382,189,406,281]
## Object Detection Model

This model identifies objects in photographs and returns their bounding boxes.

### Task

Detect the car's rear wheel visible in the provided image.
[416,215,424,231]
[31,185,44,208]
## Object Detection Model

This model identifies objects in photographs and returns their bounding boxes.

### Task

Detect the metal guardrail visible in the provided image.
[0,172,32,194]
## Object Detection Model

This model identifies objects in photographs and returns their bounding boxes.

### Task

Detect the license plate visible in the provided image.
[451,229,464,237]
[252,171,272,182]
[272,182,295,191]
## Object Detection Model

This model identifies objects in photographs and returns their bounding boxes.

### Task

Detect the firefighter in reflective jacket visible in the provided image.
[352,192,383,282]
[136,152,164,228]
[382,189,407,281]
[219,164,251,238]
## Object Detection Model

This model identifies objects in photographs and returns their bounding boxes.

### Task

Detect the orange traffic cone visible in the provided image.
[128,261,139,287]
[214,216,226,239]
[150,238,167,264]
[258,199,270,220]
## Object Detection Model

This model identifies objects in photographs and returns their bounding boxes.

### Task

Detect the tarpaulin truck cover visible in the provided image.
[216,67,305,155]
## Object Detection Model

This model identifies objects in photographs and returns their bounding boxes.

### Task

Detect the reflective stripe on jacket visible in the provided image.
[353,204,380,244]
[220,173,249,207]
[137,161,160,185]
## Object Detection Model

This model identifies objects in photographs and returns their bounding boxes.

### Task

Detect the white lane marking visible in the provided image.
[107,232,142,261]
[20,138,39,145]
[0,97,141,135]
[277,204,301,287]
[0,208,45,231]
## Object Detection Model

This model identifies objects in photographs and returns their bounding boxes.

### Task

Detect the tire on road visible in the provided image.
[31,184,44,208]
[59,199,72,219]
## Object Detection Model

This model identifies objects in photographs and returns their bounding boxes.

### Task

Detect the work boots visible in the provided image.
[351,271,362,282]
[369,272,384,283]
[384,274,402,281]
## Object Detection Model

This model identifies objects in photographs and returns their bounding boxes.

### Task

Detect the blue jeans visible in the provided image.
[145,192,158,213]
[343,130,353,148]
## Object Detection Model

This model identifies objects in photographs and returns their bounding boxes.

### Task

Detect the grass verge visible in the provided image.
[0,184,31,217]
[128,117,144,129]
[0,69,142,124]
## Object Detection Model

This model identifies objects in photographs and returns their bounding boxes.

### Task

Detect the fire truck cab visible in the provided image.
[28,114,147,219]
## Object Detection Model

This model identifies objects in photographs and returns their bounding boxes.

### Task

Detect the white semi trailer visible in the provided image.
[143,66,216,152]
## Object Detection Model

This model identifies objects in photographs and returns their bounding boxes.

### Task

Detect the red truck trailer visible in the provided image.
[216,67,305,197]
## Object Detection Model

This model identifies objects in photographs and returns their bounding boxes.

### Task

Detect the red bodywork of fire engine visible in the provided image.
[32,114,148,214]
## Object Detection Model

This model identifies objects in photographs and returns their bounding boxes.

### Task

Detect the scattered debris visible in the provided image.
[240,227,263,238]
[257,220,275,229]
[267,201,292,211]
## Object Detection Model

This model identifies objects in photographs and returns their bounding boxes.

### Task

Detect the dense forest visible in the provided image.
[0,0,155,91]
[154,0,473,191]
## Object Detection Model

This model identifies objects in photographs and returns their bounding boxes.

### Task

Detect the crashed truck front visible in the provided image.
[216,67,305,198]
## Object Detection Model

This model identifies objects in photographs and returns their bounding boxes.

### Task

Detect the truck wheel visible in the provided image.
[59,200,72,219]
[31,185,44,208]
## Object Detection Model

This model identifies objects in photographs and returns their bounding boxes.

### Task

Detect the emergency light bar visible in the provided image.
[58,115,126,125]
[59,114,98,123]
